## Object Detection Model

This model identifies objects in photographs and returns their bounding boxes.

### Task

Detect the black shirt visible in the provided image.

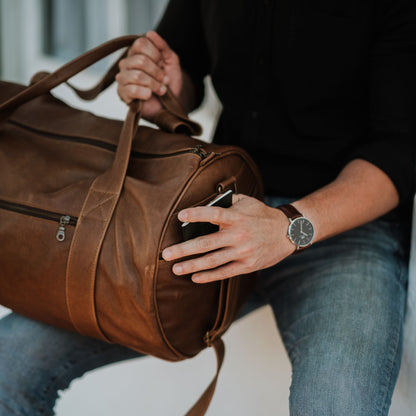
[157,0,416,220]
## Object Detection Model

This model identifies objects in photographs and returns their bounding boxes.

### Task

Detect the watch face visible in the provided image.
[288,217,314,247]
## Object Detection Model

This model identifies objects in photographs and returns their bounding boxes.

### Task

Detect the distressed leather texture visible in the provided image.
[0,37,263,368]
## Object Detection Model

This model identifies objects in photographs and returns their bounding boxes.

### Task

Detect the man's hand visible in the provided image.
[162,195,294,284]
[116,31,183,120]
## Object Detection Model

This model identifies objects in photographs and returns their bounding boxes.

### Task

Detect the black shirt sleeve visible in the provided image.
[346,0,416,209]
[156,0,210,108]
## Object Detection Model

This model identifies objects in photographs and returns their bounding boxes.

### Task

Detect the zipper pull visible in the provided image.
[56,215,71,242]
[200,151,217,166]
[193,145,208,159]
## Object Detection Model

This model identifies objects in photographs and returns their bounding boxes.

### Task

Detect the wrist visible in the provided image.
[268,206,298,258]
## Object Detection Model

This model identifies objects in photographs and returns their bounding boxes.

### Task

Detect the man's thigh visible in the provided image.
[258,218,409,416]
[0,312,142,416]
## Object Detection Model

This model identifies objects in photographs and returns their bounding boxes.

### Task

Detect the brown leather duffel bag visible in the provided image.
[0,36,263,414]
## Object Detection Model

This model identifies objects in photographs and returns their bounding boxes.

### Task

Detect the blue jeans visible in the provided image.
[0,197,409,416]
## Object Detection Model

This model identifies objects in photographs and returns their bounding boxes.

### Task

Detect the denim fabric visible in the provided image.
[394,198,416,408]
[0,196,409,416]
[241,196,409,415]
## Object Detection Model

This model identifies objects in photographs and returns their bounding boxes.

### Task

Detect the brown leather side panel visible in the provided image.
[156,152,263,357]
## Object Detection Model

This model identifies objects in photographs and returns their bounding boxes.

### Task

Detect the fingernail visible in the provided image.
[173,265,183,275]
[178,210,188,221]
[162,249,171,260]
[192,275,202,283]
[159,85,167,95]
[163,75,169,84]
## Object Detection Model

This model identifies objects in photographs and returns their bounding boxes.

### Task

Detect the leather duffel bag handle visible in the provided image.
[0,35,201,136]
[63,49,203,136]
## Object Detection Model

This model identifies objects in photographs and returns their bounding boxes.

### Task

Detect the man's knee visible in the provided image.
[288,331,402,416]
[0,314,60,415]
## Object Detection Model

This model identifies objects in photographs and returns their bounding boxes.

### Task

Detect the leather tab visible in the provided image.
[159,89,202,136]
[153,109,199,135]
[216,176,237,194]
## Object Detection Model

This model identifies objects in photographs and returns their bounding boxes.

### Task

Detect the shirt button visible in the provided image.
[251,111,258,119]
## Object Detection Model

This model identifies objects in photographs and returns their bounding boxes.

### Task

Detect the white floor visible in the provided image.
[0,305,291,415]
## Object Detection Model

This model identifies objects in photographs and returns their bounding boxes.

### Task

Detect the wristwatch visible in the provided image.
[276,204,314,253]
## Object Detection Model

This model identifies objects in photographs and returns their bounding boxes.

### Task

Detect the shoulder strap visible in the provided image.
[185,338,225,416]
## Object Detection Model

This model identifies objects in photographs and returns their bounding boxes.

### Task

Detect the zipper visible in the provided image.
[8,120,211,160]
[0,199,77,242]
[2,122,214,242]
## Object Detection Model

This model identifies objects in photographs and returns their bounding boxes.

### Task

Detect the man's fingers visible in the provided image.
[191,262,243,284]
[146,31,178,62]
[128,36,162,63]
[232,193,247,204]
[119,54,167,83]
[172,249,234,276]
[117,84,152,104]
[116,69,167,96]
[178,206,238,226]
[162,231,229,261]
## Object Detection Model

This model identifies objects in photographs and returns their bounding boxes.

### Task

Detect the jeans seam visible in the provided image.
[284,334,310,364]
[377,319,401,416]
[377,255,406,416]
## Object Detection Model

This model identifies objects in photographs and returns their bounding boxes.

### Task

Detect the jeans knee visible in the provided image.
[288,342,400,416]
[289,368,375,416]
[0,317,57,415]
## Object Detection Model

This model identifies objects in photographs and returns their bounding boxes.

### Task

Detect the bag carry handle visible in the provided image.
[0,35,201,135]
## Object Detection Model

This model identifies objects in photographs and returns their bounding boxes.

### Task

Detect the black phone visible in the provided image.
[181,189,233,241]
